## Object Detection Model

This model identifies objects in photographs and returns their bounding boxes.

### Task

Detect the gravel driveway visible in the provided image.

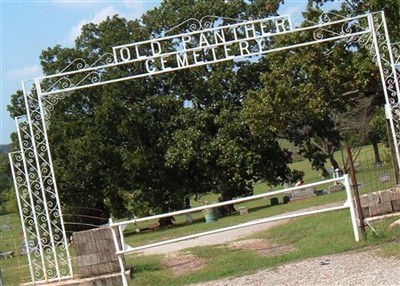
[189,250,400,286]
[136,204,400,285]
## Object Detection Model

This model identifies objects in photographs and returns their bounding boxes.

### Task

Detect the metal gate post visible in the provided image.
[369,12,400,174]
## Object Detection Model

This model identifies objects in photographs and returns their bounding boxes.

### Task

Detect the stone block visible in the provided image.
[72,233,82,244]
[79,255,88,267]
[79,265,92,277]
[95,239,107,252]
[97,229,105,240]
[291,187,315,199]
[105,239,115,250]
[98,263,111,274]
[99,250,116,263]
[329,184,343,193]
[111,253,119,262]
[378,190,392,203]
[73,227,124,279]
[90,264,100,276]
[75,243,86,255]
[109,261,121,272]
[359,192,380,208]
[103,228,113,239]
[390,190,400,201]
[369,202,393,217]
[238,206,248,215]
[86,253,100,266]
[82,233,90,243]
[84,242,94,254]
[392,200,400,212]
[75,233,85,244]
[99,250,110,263]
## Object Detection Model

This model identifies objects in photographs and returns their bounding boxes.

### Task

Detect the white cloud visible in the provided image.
[124,0,143,9]
[280,4,306,17]
[279,3,307,26]
[65,6,120,44]
[64,2,155,45]
[123,1,147,20]
[6,66,42,80]
[92,6,121,23]
[64,3,151,45]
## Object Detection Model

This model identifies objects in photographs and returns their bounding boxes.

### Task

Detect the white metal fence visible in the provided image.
[109,175,360,286]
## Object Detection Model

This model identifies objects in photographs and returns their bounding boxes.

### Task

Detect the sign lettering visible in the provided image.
[112,15,292,75]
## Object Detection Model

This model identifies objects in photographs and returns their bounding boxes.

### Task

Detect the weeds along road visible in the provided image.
[136,202,343,256]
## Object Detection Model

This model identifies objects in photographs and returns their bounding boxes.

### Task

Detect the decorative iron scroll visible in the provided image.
[367,13,400,162]
[34,14,294,97]
[39,53,115,119]
[34,12,377,101]
[8,11,400,285]
[158,15,245,37]
[9,151,36,282]
[306,12,370,43]
[13,83,73,282]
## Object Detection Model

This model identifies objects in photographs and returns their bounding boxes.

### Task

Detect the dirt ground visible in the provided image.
[135,205,400,285]
[161,238,295,276]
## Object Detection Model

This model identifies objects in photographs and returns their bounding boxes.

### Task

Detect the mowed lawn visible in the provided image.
[1,144,399,285]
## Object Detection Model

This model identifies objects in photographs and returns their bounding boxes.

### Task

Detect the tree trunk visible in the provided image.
[319,168,330,180]
[329,154,341,176]
[158,216,174,227]
[372,140,382,166]
[218,193,236,216]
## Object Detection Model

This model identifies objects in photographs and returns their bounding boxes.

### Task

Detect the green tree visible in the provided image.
[0,153,16,214]
[244,9,353,172]
[5,1,291,221]
[243,1,396,175]
[10,0,349,221]
[311,0,400,166]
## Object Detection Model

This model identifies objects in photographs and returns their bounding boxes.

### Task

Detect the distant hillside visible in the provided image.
[0,144,11,154]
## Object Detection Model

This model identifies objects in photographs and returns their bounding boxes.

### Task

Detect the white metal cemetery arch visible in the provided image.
[8,11,400,284]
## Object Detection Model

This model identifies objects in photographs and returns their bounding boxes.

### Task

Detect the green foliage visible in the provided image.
[0,144,11,154]
[369,107,388,146]
[243,2,393,173]
[0,153,16,215]
[4,2,297,219]
[5,0,398,219]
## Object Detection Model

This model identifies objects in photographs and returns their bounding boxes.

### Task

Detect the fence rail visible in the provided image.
[109,175,359,286]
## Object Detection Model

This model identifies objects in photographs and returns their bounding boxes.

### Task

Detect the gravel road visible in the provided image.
[190,250,400,286]
[137,219,284,255]
[136,204,400,285]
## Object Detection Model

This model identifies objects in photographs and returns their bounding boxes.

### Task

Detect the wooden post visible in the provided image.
[346,146,366,239]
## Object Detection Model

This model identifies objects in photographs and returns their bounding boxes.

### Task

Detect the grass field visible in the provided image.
[0,213,31,284]
[126,209,400,286]
[1,144,399,285]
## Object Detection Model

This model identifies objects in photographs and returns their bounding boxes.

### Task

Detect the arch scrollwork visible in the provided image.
[9,11,400,284]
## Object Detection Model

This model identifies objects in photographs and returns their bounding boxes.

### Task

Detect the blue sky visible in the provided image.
[0,0,324,145]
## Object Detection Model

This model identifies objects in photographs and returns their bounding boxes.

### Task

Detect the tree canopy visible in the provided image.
[6,0,397,219]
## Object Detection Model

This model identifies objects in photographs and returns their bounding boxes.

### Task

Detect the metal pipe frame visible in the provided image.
[8,11,399,284]
[368,12,400,178]
[111,175,359,258]
[9,151,36,283]
[10,81,73,283]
